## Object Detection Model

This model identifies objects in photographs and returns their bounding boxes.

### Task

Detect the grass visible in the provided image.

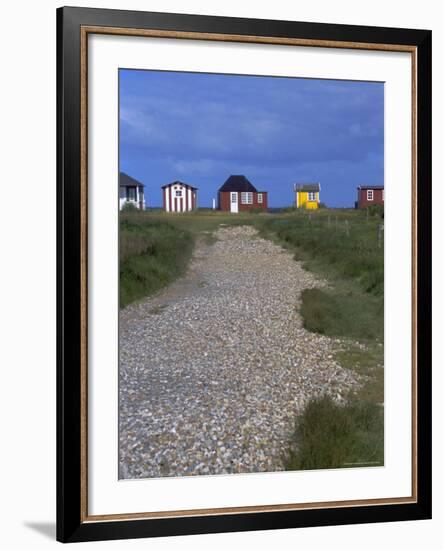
[120,208,385,471]
[257,209,385,471]
[259,210,384,295]
[286,395,384,470]
[258,209,384,342]
[300,288,384,341]
[120,216,194,308]
[126,209,262,234]
[119,209,260,308]
[118,209,260,307]
[285,340,385,471]
[335,343,384,404]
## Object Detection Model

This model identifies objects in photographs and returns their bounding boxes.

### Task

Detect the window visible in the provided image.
[308,192,316,201]
[231,192,237,202]
[175,189,182,198]
[241,192,253,204]
[257,193,263,204]
[126,187,136,201]
[367,189,374,201]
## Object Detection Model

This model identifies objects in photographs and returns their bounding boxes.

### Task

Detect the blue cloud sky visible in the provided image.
[119,69,384,208]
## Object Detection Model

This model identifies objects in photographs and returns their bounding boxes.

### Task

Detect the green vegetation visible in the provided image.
[300,288,383,341]
[121,201,138,213]
[119,210,259,308]
[259,210,384,296]
[257,209,384,471]
[119,208,385,471]
[335,343,384,404]
[120,215,194,308]
[286,395,384,470]
[257,210,384,344]
[367,204,384,218]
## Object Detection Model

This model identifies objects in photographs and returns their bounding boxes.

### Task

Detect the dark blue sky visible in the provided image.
[119,69,384,208]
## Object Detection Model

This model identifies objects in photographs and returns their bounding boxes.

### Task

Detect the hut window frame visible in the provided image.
[126,187,137,201]
[241,192,253,204]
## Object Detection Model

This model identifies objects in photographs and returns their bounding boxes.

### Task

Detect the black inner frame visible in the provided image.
[57,6,432,543]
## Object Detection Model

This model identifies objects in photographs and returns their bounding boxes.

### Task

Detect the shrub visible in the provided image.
[121,201,138,212]
[258,211,384,343]
[248,207,265,214]
[287,395,384,470]
[300,288,383,341]
[367,204,384,218]
[119,217,194,307]
[259,214,384,296]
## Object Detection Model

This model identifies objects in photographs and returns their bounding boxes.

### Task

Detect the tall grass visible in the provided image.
[259,211,384,342]
[287,395,384,470]
[258,211,385,471]
[120,217,194,308]
[300,288,384,341]
[119,209,385,471]
[119,210,259,308]
[260,211,383,296]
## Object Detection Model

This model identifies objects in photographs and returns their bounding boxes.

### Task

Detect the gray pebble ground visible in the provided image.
[119,225,361,479]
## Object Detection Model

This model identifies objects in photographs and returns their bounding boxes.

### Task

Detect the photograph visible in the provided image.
[0,0,437,544]
[118,68,385,480]
[53,4,432,543]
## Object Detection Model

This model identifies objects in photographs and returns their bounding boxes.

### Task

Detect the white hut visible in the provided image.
[119,172,145,210]
[162,181,198,213]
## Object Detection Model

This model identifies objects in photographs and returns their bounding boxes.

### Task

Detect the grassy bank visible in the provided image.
[120,208,384,470]
[120,214,194,308]
[259,210,383,341]
[258,210,384,470]
[285,341,384,471]
[286,395,384,470]
[300,288,383,341]
[119,209,263,307]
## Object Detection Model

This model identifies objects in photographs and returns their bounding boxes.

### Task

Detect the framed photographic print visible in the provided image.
[57,6,432,543]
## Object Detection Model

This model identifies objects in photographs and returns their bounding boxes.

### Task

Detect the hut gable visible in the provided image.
[294,182,321,209]
[356,185,384,209]
[162,181,198,213]
[218,175,267,213]
[218,175,258,193]
[119,172,146,210]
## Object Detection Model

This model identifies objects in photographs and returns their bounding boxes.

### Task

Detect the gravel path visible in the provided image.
[119,225,360,479]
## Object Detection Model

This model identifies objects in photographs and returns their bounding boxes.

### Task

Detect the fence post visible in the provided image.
[377,223,384,248]
[345,219,350,236]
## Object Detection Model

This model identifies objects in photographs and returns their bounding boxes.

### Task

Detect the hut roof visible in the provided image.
[119,172,145,187]
[219,175,258,193]
[295,183,320,192]
[161,180,198,190]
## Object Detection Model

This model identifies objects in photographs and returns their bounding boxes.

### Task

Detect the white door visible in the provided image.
[230,192,238,213]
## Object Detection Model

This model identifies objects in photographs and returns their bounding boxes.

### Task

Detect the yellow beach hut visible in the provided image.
[294,183,321,209]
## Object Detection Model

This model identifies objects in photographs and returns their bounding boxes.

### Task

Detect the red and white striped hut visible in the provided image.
[162,181,198,213]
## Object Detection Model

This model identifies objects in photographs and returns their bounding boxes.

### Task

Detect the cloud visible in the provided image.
[119,70,383,207]
[121,92,382,165]
[172,159,216,176]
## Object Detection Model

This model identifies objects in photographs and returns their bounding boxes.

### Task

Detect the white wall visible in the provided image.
[0,1,440,549]
[165,184,195,212]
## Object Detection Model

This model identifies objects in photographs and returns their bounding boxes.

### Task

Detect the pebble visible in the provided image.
[119,225,361,479]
